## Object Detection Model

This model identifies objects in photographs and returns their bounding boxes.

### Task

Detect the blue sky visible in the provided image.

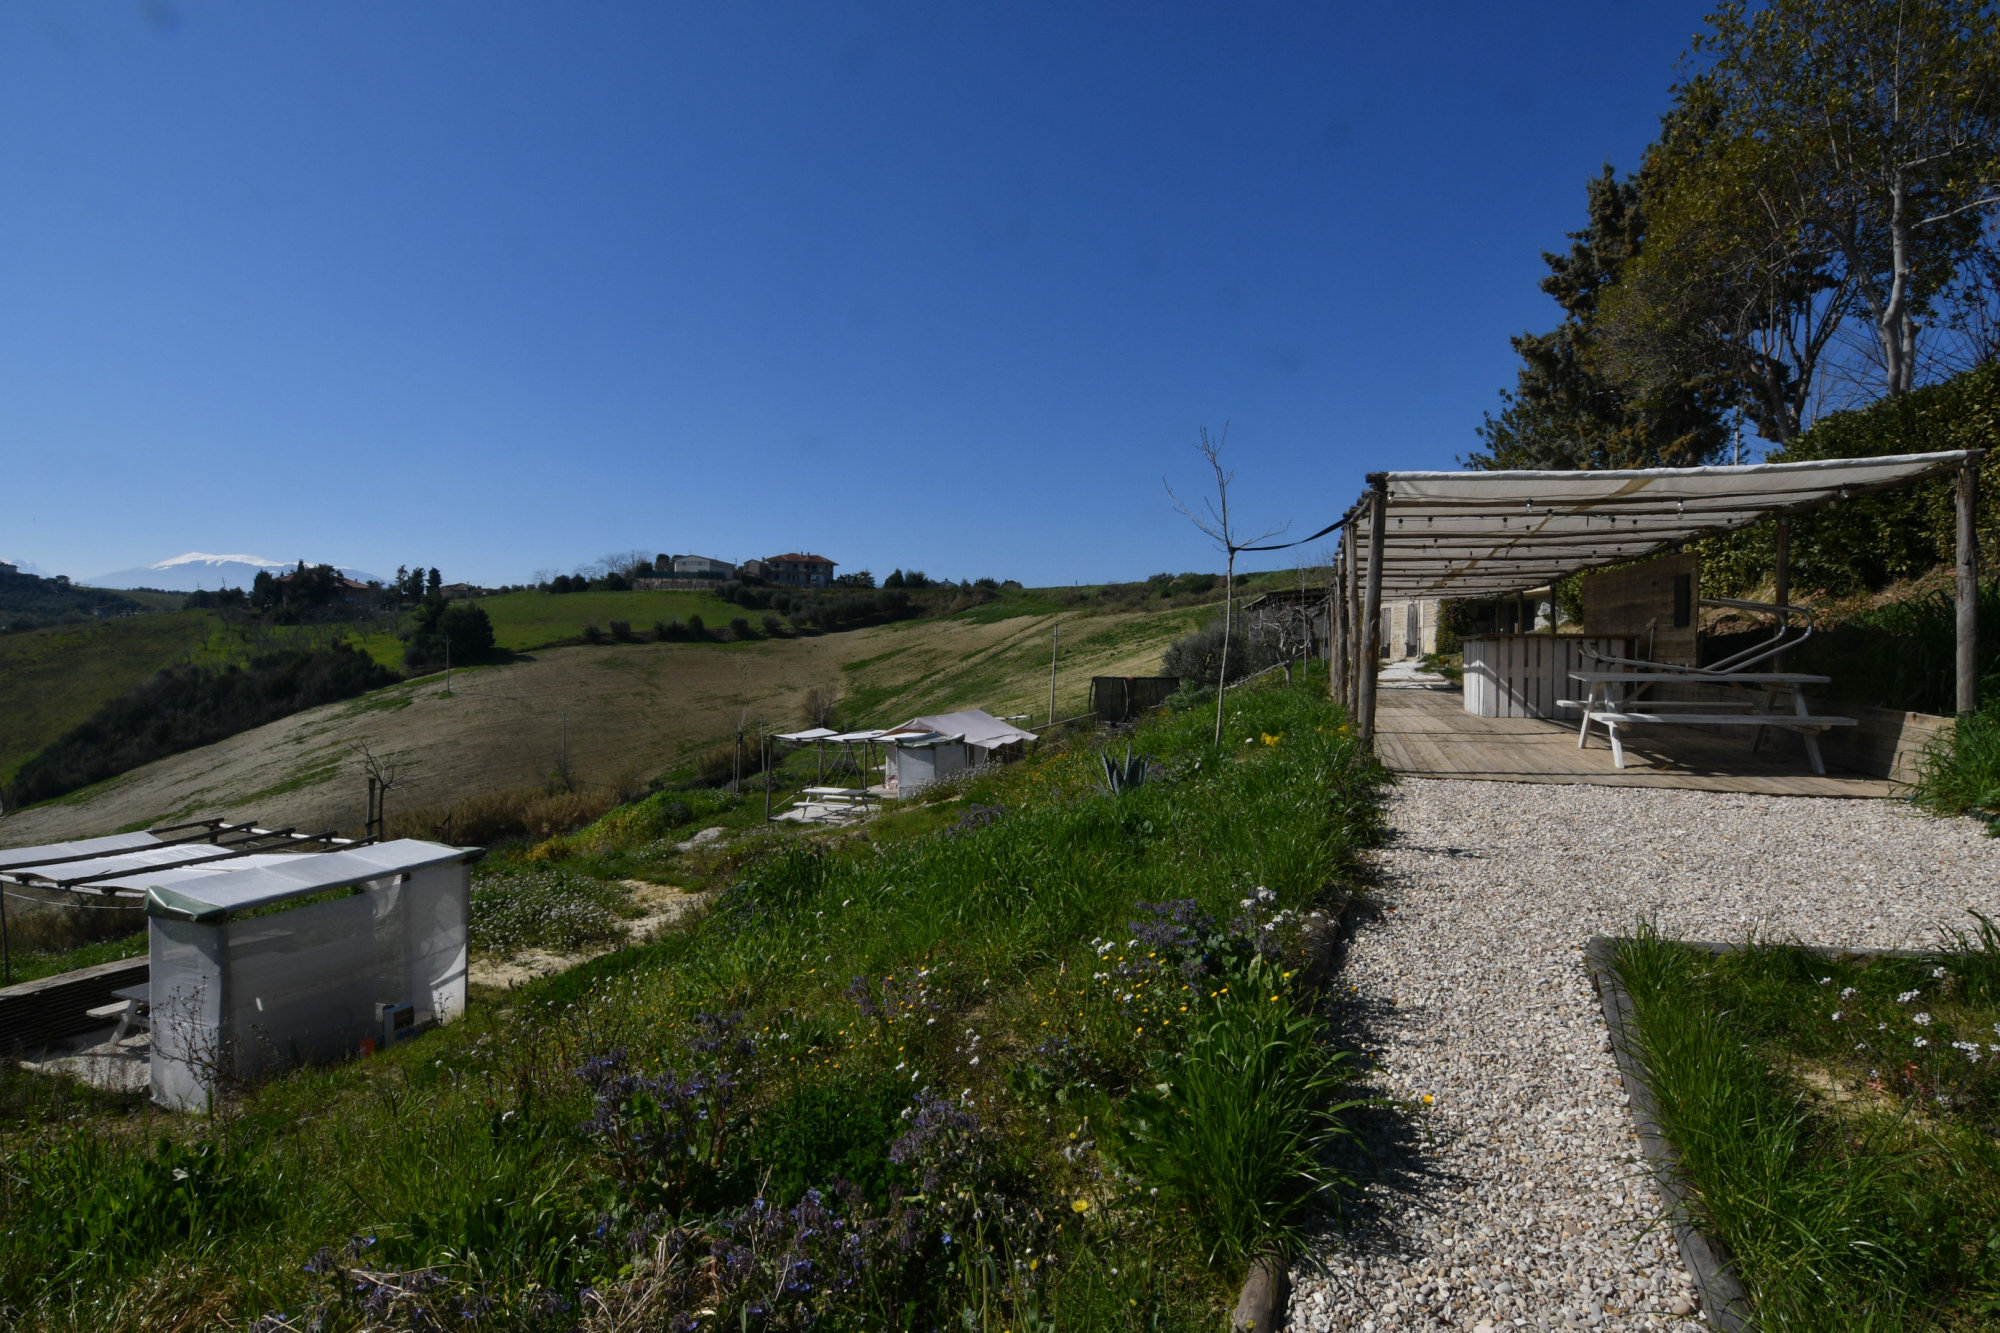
[1,2,1713,587]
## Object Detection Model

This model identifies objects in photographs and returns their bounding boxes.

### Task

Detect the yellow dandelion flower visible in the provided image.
[1071,1198,1091,1214]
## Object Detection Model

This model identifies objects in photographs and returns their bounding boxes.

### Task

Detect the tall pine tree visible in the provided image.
[1470,166,1732,470]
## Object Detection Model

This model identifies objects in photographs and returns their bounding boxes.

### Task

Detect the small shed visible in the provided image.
[878,710,1039,795]
[0,829,477,1110]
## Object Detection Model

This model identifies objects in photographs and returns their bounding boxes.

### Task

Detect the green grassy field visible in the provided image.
[0,612,225,786]
[0,673,1383,1331]
[473,588,739,652]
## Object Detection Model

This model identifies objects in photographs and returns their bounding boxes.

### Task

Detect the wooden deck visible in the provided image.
[1375,684,1896,798]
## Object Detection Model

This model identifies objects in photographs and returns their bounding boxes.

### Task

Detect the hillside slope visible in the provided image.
[0,604,1201,845]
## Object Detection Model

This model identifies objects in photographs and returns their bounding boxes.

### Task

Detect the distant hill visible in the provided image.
[0,566,146,633]
[88,552,384,592]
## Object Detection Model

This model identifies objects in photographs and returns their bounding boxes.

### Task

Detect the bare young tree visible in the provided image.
[799,683,841,730]
[1165,425,1289,745]
[354,741,418,838]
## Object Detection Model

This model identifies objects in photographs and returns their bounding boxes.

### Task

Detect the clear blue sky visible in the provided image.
[1,2,1712,588]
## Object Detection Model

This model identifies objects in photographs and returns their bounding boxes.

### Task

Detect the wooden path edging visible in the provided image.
[1584,937,1755,1332]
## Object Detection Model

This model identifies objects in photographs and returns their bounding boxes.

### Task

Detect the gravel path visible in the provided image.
[1289,778,2000,1333]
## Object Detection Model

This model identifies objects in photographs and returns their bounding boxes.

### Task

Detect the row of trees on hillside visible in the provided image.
[1475,0,1999,469]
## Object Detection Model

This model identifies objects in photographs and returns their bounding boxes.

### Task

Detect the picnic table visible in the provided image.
[85,982,150,1042]
[798,786,874,806]
[1561,670,1856,775]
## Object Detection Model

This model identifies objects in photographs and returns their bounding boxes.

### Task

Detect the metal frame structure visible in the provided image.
[0,820,363,984]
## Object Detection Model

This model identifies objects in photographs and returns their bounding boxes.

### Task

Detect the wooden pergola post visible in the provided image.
[1346,525,1363,715]
[1772,515,1791,671]
[1330,537,1349,708]
[1959,457,1982,716]
[1358,475,1388,743]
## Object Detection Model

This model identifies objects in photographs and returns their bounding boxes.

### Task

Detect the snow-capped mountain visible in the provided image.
[86,552,385,591]
[0,557,58,578]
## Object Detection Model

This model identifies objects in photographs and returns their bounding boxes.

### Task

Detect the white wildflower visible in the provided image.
[1831,1011,1844,1022]
[1913,1012,1933,1026]
[1897,990,1921,1004]
[1914,1036,1930,1048]
[1840,988,1857,1000]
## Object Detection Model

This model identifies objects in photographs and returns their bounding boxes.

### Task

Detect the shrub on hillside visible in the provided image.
[729,616,753,640]
[402,601,494,670]
[582,623,605,645]
[387,785,619,846]
[609,618,634,642]
[5,644,397,808]
[1161,616,1282,688]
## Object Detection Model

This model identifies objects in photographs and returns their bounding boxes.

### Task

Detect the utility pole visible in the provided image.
[1048,622,1059,726]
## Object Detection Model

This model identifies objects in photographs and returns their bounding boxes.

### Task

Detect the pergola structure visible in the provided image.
[1320,451,1985,741]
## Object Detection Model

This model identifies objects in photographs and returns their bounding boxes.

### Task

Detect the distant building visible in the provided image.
[438,583,491,600]
[671,554,736,579]
[0,561,16,576]
[763,553,836,588]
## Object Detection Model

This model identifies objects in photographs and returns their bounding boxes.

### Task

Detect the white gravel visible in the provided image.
[1289,777,2000,1333]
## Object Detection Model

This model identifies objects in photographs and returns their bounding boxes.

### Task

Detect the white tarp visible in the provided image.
[1351,452,1974,598]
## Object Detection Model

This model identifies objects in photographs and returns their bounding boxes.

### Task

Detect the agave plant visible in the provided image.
[1100,746,1149,795]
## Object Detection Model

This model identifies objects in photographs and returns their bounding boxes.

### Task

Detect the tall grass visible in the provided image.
[1908,694,2000,830]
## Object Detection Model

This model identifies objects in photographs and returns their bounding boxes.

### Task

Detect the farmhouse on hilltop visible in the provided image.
[760,553,836,588]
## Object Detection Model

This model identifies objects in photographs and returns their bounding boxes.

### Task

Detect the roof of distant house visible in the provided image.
[766,552,834,564]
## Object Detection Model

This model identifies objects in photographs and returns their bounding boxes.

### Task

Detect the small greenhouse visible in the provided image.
[0,828,478,1110]
[878,710,1039,796]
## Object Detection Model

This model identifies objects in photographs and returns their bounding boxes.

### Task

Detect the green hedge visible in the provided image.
[1699,363,2000,597]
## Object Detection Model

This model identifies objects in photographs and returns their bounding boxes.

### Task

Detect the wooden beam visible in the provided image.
[1359,477,1388,743]
[1959,458,1982,716]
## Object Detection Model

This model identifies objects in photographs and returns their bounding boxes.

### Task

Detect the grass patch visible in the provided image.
[1614,927,2000,1329]
[0,673,1382,1330]
[0,928,149,986]
[1908,694,2000,832]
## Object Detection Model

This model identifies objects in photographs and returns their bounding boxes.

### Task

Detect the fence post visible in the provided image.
[1359,477,1388,743]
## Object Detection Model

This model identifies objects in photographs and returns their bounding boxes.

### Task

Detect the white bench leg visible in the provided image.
[1606,722,1626,769]
[1801,729,1827,775]
[1577,684,1603,749]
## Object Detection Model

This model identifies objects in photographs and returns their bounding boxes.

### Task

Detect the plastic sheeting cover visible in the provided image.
[881,709,1039,751]
[112,839,478,919]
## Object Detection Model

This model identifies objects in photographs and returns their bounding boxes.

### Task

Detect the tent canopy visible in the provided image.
[1352,452,1976,599]
[880,709,1040,752]
[774,727,840,742]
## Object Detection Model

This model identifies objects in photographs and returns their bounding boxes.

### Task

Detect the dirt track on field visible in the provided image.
[0,608,1194,846]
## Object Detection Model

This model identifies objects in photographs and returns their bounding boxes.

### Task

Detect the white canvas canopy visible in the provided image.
[1324,448,1986,738]
[1349,453,1976,599]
